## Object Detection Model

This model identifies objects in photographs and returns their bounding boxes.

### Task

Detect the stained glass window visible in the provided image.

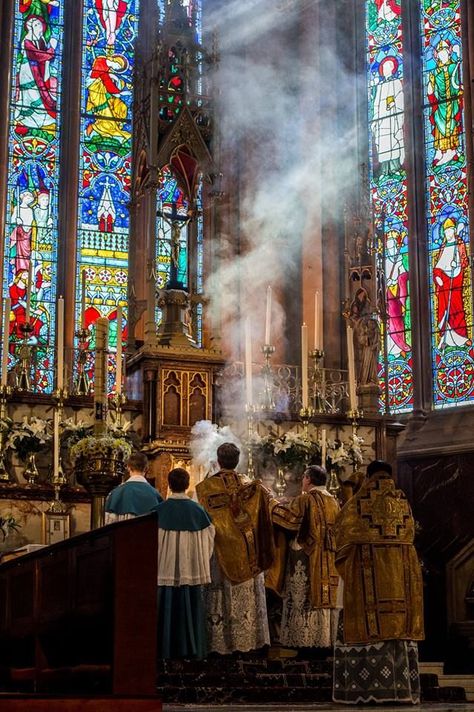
[420,0,473,407]
[2,1,65,393]
[366,0,413,413]
[76,0,140,391]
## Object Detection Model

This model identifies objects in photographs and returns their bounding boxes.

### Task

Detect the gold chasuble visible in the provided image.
[196,470,275,584]
[270,489,340,608]
[334,473,424,644]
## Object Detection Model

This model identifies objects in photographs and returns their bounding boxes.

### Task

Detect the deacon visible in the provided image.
[156,467,215,660]
[333,460,424,704]
[105,451,163,522]
[196,442,275,654]
[269,465,341,651]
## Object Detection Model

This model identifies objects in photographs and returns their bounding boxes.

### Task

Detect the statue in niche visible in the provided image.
[350,287,381,387]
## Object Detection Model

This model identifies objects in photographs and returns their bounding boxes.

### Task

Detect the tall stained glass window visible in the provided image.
[76,0,140,388]
[420,0,473,407]
[366,0,414,412]
[2,1,65,393]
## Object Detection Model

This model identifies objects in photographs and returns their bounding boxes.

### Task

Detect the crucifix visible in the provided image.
[157,200,192,291]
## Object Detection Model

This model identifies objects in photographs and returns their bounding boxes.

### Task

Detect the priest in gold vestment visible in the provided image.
[332,460,424,704]
[196,442,275,654]
[269,465,341,650]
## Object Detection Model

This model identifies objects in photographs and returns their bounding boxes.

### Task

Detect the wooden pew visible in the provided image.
[0,514,160,710]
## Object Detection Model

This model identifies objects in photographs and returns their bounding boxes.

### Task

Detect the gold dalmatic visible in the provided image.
[335,474,424,644]
[269,490,340,608]
[196,470,275,584]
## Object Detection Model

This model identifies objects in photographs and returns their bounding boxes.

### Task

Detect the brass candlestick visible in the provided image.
[74,327,90,395]
[245,403,257,480]
[52,387,68,487]
[299,406,314,438]
[0,385,12,483]
[260,344,275,411]
[110,392,127,429]
[16,322,34,391]
[310,348,325,413]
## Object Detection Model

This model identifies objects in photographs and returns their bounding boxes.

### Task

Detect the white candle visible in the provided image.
[346,323,358,411]
[1,298,11,388]
[81,269,87,329]
[245,318,253,405]
[314,291,323,351]
[301,323,308,409]
[25,262,33,323]
[321,428,327,467]
[56,296,64,390]
[53,409,60,477]
[264,286,272,345]
[115,306,122,395]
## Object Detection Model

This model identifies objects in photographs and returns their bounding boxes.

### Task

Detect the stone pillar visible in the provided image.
[57,1,84,372]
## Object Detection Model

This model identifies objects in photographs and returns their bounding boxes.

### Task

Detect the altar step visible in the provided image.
[157,656,332,705]
[419,662,473,702]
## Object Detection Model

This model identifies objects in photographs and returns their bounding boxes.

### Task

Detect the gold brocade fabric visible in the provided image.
[269,489,340,609]
[196,470,275,585]
[334,473,424,644]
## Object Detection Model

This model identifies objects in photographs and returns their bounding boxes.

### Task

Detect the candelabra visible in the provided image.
[74,327,90,395]
[275,467,287,498]
[0,385,11,483]
[16,322,34,391]
[260,344,275,411]
[245,403,257,480]
[310,349,325,413]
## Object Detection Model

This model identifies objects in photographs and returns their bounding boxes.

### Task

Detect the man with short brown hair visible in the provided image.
[196,442,275,654]
[105,451,163,523]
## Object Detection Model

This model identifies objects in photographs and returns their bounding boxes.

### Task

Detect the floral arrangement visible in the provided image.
[0,515,20,541]
[248,427,365,475]
[5,416,52,461]
[248,427,320,469]
[70,434,133,464]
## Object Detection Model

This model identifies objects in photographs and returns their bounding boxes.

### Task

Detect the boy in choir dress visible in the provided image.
[105,451,162,523]
[157,467,215,659]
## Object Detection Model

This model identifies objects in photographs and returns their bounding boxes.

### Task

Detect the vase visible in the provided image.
[24,453,40,486]
[75,450,127,529]
[274,468,287,497]
[327,468,341,497]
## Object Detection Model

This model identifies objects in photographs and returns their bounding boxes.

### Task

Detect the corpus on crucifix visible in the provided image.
[157,200,192,291]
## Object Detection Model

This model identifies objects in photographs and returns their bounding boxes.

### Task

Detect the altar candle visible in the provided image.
[115,306,122,395]
[245,318,253,405]
[53,409,60,478]
[301,323,308,409]
[321,428,327,468]
[1,298,11,387]
[81,269,87,329]
[264,286,272,345]
[56,296,64,390]
[25,262,33,323]
[346,323,358,412]
[314,291,323,351]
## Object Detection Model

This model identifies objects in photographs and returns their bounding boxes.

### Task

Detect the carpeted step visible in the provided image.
[157,684,332,704]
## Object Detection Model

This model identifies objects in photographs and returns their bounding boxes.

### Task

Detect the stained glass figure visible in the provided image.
[2,0,64,392]
[76,0,139,393]
[366,0,413,412]
[420,0,473,407]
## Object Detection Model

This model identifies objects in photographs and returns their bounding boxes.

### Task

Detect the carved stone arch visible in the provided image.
[155,106,215,180]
